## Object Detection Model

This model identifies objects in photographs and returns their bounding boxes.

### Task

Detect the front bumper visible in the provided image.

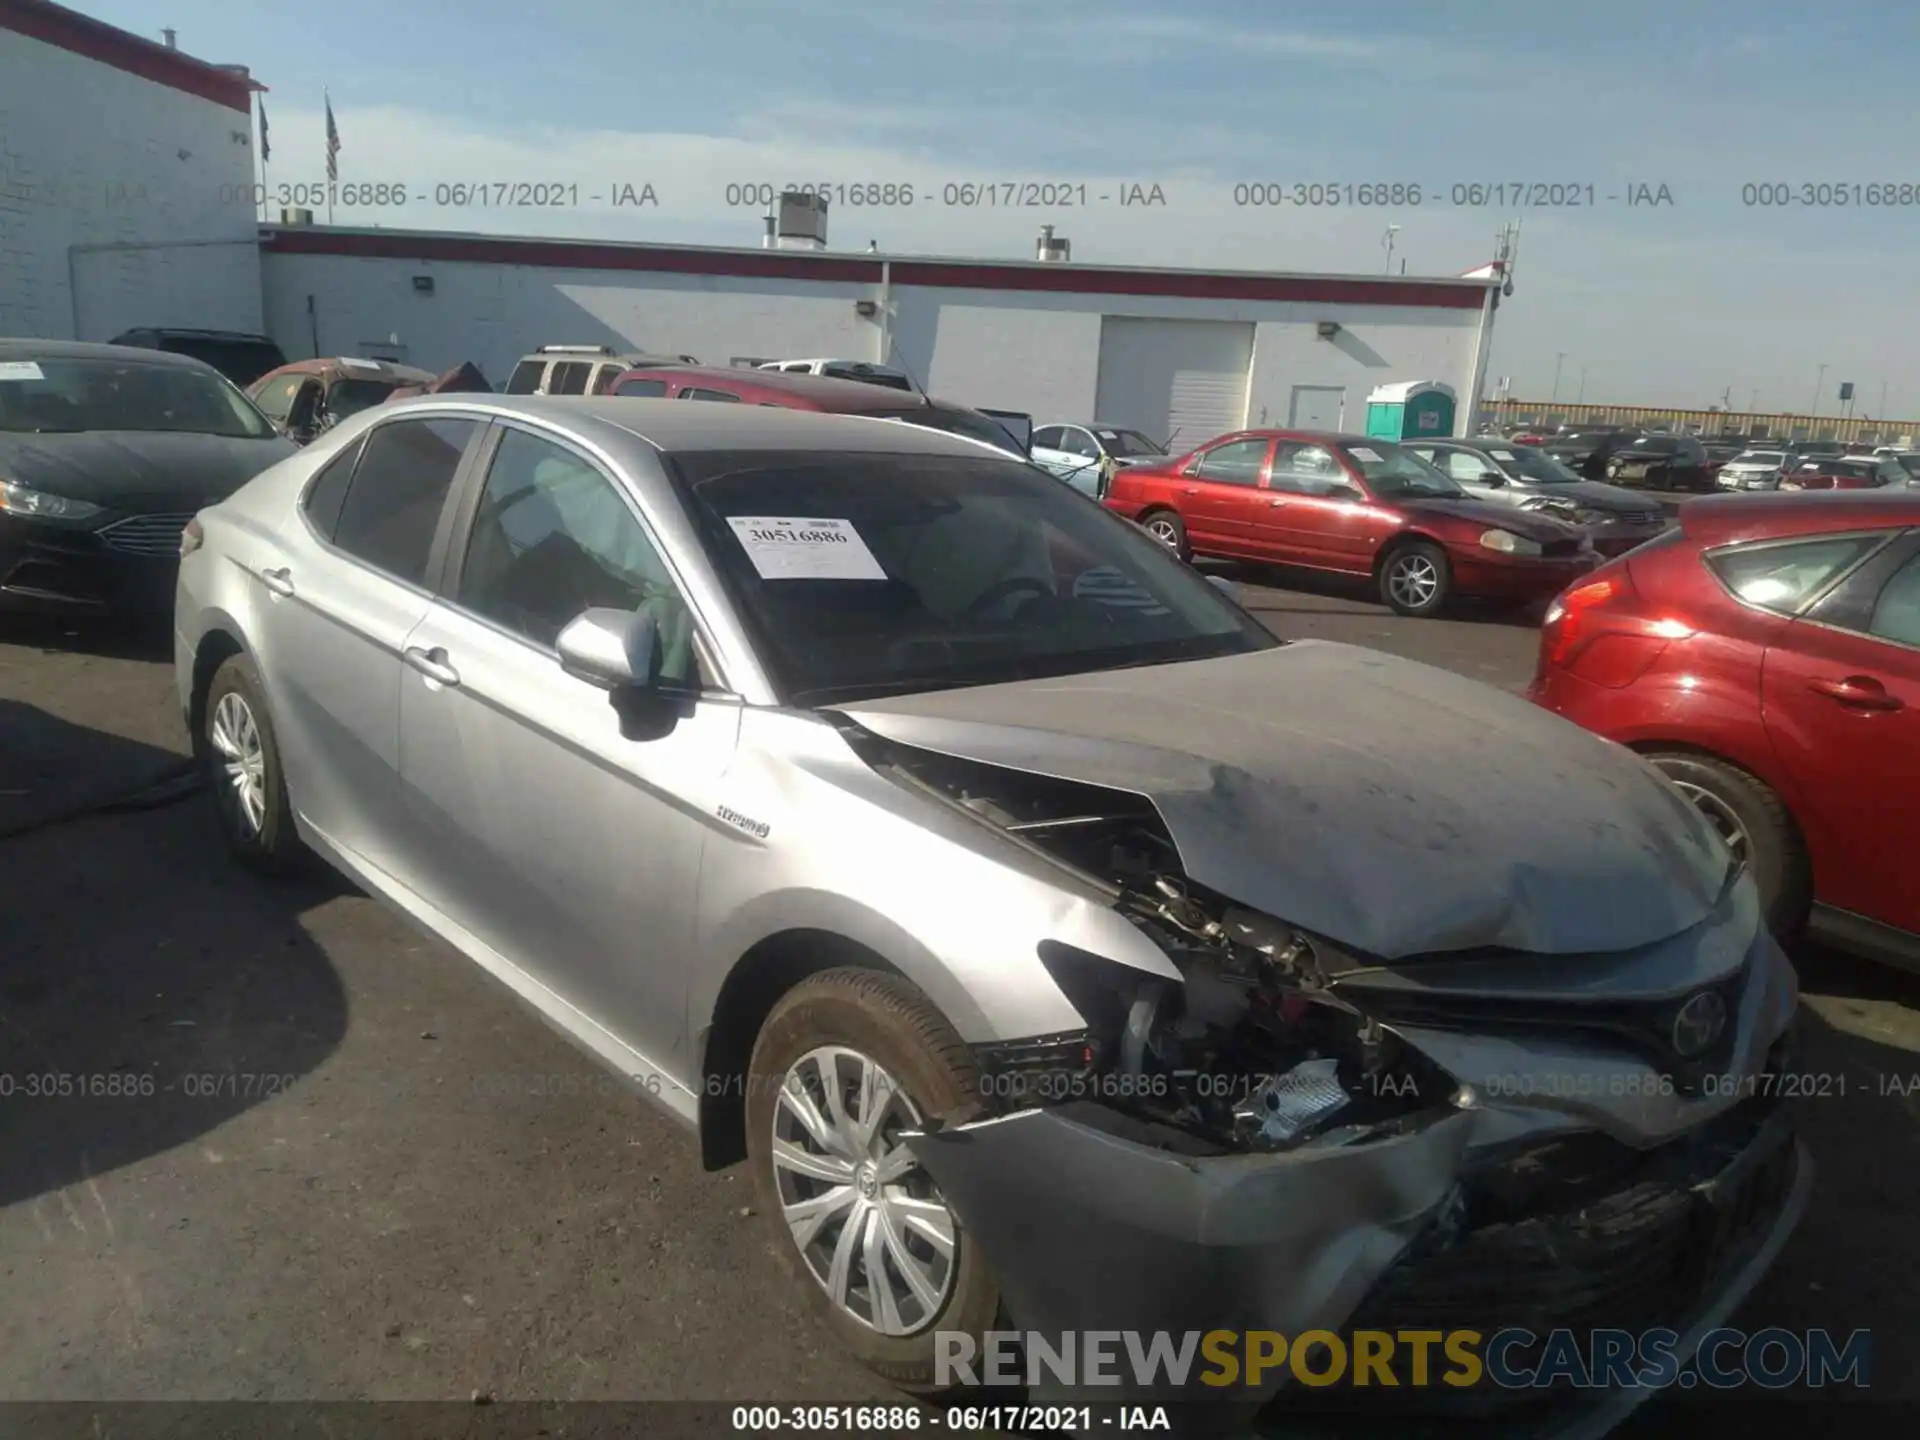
[1590,523,1669,557]
[911,1102,1807,1434]
[1449,550,1599,599]
[0,511,183,617]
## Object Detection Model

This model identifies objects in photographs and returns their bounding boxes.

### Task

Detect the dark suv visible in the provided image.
[109,328,287,388]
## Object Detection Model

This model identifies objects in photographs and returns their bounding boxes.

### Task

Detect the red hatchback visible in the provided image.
[1530,492,1920,961]
[1100,430,1596,616]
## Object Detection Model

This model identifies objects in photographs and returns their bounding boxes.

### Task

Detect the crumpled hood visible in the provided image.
[1395,496,1582,542]
[836,641,1729,959]
[1523,479,1664,513]
[0,430,296,509]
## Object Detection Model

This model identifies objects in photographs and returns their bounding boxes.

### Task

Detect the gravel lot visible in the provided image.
[2,561,1916,1435]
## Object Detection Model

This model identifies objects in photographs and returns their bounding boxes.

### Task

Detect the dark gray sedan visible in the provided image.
[1406,437,1671,555]
[0,339,295,617]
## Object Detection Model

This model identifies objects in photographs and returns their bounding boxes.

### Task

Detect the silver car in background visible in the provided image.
[1031,422,1169,497]
[1404,437,1670,556]
[174,397,1807,1431]
[1717,449,1791,490]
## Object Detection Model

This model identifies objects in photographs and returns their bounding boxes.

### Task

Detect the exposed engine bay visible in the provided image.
[855,734,1462,1155]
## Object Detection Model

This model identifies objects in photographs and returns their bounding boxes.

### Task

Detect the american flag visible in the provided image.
[258,97,270,163]
[324,93,339,181]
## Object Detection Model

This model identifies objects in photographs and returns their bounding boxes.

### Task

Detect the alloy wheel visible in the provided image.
[1144,516,1182,551]
[208,691,267,834]
[770,1046,957,1336]
[1668,779,1750,863]
[1387,553,1441,609]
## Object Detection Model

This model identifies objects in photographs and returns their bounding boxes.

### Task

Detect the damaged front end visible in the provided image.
[854,731,1810,1432]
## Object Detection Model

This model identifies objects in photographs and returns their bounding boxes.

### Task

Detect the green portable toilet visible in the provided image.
[1365,381,1457,441]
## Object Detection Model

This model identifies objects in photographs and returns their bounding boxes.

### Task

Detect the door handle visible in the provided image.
[1267,497,1288,507]
[403,646,461,687]
[1182,486,1199,496]
[259,566,295,597]
[1807,676,1902,711]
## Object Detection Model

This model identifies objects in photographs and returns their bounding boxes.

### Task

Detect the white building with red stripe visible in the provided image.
[3,0,1504,442]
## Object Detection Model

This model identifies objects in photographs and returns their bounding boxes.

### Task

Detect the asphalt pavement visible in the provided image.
[1,565,1916,1435]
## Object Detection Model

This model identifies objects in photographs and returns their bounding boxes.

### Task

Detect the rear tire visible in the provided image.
[200,654,303,873]
[1645,752,1810,937]
[1379,539,1453,617]
[1138,508,1190,561]
[745,968,1000,1392]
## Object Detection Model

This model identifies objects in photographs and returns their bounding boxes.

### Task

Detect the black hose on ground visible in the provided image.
[0,756,205,842]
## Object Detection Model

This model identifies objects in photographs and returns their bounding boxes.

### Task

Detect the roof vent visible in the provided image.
[162,28,177,49]
[775,191,828,251]
[1036,224,1070,262]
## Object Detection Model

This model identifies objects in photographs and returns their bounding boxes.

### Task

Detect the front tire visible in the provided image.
[1380,539,1453,617]
[746,968,1000,1391]
[1138,508,1190,561]
[200,653,303,872]
[1646,752,1810,936]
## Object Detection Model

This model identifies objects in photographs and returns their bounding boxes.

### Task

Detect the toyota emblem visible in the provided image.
[1671,991,1728,1058]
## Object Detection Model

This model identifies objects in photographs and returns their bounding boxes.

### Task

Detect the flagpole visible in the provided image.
[324,89,335,225]
[257,94,269,222]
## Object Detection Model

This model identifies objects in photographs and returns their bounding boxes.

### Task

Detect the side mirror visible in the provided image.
[1479,471,1506,485]
[557,607,659,690]
[1206,573,1239,600]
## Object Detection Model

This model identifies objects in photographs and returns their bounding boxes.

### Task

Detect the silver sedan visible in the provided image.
[175,396,1808,1426]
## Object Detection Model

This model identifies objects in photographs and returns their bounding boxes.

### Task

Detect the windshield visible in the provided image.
[871,406,1028,457]
[1735,451,1785,465]
[1099,428,1165,457]
[1490,445,1583,483]
[0,356,276,437]
[328,377,406,420]
[671,450,1277,705]
[1340,441,1467,498]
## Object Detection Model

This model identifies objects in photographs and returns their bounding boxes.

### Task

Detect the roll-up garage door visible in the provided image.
[1092,318,1254,454]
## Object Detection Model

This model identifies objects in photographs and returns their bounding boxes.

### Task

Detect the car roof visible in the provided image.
[613,364,936,412]
[115,327,278,342]
[0,337,219,371]
[377,394,1007,461]
[257,357,438,385]
[1680,491,1920,544]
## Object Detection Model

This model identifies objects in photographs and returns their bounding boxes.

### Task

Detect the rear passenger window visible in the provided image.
[617,378,669,397]
[504,360,544,395]
[1706,535,1884,615]
[548,363,591,395]
[301,435,365,541]
[591,365,625,395]
[681,387,742,402]
[331,417,480,585]
[1869,556,1920,647]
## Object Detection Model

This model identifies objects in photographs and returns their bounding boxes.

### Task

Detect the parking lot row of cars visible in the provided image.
[5,328,1917,1433]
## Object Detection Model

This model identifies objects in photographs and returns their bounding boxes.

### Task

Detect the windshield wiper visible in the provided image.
[796,676,987,706]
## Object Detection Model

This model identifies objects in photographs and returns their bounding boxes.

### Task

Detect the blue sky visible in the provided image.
[75,0,1920,417]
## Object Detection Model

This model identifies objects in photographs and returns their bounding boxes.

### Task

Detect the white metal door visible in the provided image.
[1094,318,1254,454]
[1289,385,1346,430]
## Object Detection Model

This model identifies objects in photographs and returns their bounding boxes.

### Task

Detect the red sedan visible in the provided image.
[1530,491,1920,959]
[1778,455,1907,491]
[1101,430,1597,616]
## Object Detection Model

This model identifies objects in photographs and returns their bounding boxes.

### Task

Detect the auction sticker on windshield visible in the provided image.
[1348,446,1384,462]
[0,362,46,381]
[727,516,889,581]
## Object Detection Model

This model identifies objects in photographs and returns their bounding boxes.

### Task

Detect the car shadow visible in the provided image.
[0,611,174,663]
[0,701,348,1211]
[1210,560,1545,627]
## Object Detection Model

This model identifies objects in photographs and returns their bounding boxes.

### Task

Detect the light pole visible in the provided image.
[1578,366,1588,403]
[1810,363,1827,420]
[1551,352,1566,403]
[1382,225,1400,274]
[1878,380,1889,422]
